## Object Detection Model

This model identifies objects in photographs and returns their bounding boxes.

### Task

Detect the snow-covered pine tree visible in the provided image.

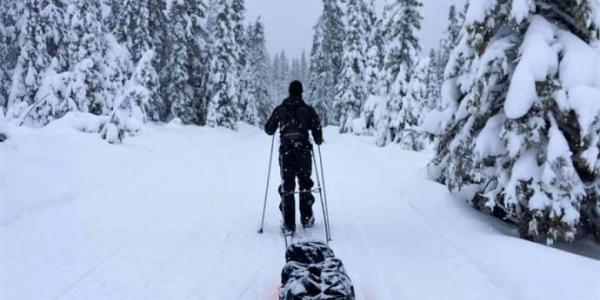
[308,0,345,125]
[396,56,431,151]
[110,0,168,121]
[271,50,291,103]
[429,0,600,244]
[375,0,422,146]
[0,0,23,110]
[231,0,256,125]
[162,0,207,125]
[335,0,368,134]
[437,4,464,83]
[246,18,271,125]
[425,49,440,107]
[65,0,109,116]
[364,0,383,97]
[102,50,156,143]
[290,58,301,82]
[205,0,240,129]
[360,0,384,136]
[307,20,329,124]
[6,0,67,125]
[299,51,309,85]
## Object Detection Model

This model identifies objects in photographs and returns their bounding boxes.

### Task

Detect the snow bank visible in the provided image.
[44,111,108,133]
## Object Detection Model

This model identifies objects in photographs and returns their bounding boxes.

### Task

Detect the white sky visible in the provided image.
[246,0,461,59]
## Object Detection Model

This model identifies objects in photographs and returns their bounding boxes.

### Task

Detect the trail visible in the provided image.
[1,122,598,300]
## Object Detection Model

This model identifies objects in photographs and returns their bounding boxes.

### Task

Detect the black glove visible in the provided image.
[314,138,323,145]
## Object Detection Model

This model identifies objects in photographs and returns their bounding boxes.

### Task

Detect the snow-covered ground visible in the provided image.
[1,120,599,300]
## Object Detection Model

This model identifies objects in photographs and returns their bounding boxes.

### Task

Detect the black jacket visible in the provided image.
[265,96,323,145]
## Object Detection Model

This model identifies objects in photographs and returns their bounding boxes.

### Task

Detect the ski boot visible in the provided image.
[301,215,315,229]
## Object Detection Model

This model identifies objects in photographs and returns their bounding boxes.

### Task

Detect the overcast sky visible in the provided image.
[246,0,460,59]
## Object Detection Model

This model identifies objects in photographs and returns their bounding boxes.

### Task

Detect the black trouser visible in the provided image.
[279,143,315,231]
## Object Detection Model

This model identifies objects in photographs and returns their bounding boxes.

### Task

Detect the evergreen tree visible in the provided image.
[375,0,422,146]
[271,50,290,102]
[429,0,600,244]
[65,0,108,115]
[299,51,309,85]
[163,0,207,125]
[7,0,67,125]
[335,0,368,133]
[102,51,156,143]
[231,0,254,125]
[0,0,23,110]
[364,0,383,97]
[290,58,301,81]
[246,19,272,125]
[438,3,465,82]
[205,0,240,129]
[110,0,168,121]
[397,56,431,151]
[359,0,384,136]
[308,0,345,125]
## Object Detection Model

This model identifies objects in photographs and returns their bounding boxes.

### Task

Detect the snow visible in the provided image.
[557,29,600,89]
[510,0,534,24]
[505,16,558,119]
[563,86,600,136]
[1,122,599,299]
[465,0,497,25]
[474,113,506,157]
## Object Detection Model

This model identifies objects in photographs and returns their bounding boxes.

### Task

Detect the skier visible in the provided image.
[265,80,323,234]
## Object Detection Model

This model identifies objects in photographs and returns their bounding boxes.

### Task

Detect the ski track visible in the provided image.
[2,124,599,300]
[359,149,511,299]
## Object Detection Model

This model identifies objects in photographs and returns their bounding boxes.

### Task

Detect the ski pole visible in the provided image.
[312,148,330,243]
[258,135,275,234]
[318,145,332,241]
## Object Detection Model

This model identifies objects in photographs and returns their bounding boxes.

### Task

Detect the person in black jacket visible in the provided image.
[265,80,323,233]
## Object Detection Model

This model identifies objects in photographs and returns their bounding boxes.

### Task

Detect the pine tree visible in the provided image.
[246,19,272,125]
[65,0,109,115]
[335,0,368,133]
[231,0,255,125]
[308,0,345,125]
[162,0,207,125]
[0,0,23,110]
[271,50,290,103]
[290,58,301,81]
[7,0,66,125]
[429,0,600,244]
[359,0,384,136]
[396,56,431,151]
[375,0,422,146]
[299,51,309,85]
[102,51,156,143]
[364,0,383,97]
[205,0,240,129]
[438,4,465,82]
[110,0,168,121]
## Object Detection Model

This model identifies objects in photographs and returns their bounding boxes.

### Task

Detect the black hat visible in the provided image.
[289,80,303,96]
